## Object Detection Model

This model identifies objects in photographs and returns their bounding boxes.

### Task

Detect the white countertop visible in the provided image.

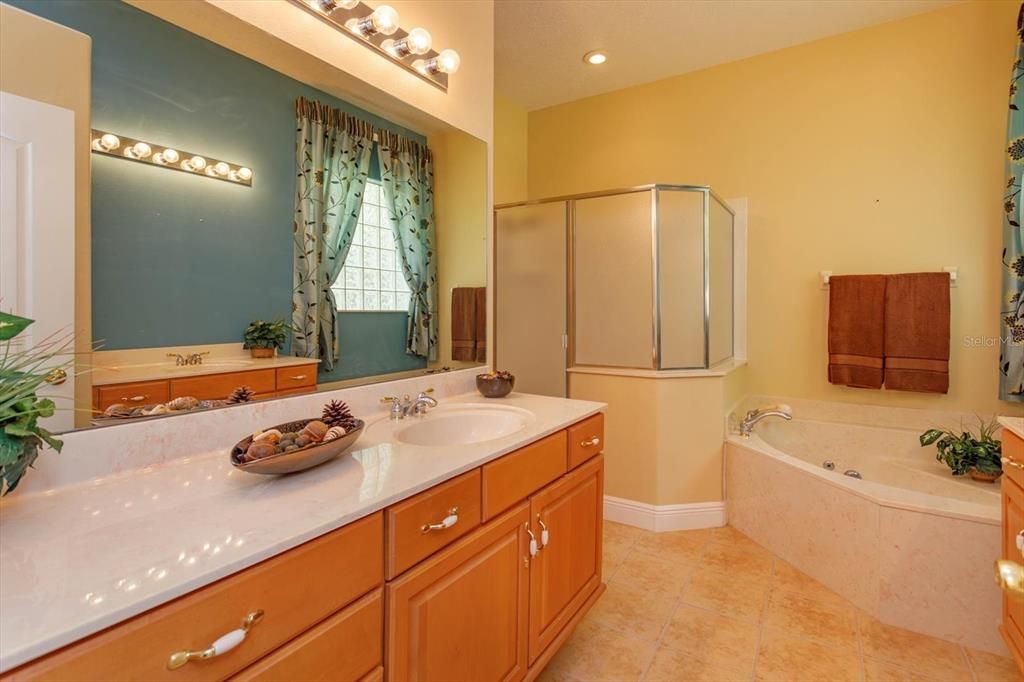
[91,355,319,386]
[0,392,604,671]
[1001,416,1024,441]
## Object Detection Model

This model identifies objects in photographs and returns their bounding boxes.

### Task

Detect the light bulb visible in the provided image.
[157,148,179,165]
[99,134,120,151]
[214,162,230,176]
[339,0,359,7]
[238,167,253,181]
[354,4,399,36]
[404,27,432,55]
[131,142,152,158]
[429,48,460,74]
[188,156,207,171]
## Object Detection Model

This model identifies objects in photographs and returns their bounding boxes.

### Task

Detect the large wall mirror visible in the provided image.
[0,0,488,433]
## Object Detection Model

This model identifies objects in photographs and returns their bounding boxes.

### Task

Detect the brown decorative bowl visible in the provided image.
[476,374,515,398]
[230,418,365,475]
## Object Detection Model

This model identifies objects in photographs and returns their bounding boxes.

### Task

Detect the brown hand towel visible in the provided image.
[828,275,887,389]
[451,287,477,362]
[883,273,950,394]
[473,287,487,362]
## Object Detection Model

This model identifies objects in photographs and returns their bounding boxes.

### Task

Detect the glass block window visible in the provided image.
[332,180,412,312]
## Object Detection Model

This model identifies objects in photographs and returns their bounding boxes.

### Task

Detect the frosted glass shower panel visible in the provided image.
[708,195,735,366]
[657,188,706,368]
[573,191,655,368]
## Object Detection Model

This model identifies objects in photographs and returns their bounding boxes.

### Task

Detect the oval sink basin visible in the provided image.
[394,406,532,447]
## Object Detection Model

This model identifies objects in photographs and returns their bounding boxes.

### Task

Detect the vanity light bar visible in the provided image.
[288,0,459,92]
[89,129,253,187]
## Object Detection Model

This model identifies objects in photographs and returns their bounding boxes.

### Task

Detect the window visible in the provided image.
[333,180,412,312]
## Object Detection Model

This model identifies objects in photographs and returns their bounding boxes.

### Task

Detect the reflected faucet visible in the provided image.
[739,405,793,438]
[166,352,210,366]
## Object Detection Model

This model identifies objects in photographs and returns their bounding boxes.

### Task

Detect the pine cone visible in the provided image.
[227,386,256,404]
[322,400,358,430]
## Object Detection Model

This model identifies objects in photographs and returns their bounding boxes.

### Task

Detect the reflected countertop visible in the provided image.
[1000,416,1024,441]
[0,392,605,671]
[91,355,320,386]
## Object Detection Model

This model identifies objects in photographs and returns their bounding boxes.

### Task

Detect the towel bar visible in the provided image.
[820,266,958,288]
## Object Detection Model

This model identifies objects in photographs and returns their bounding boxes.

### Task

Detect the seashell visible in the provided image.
[253,429,282,444]
[142,404,169,416]
[166,396,199,411]
[302,420,329,442]
[295,434,312,448]
[323,426,347,442]
[245,441,277,461]
[103,403,134,417]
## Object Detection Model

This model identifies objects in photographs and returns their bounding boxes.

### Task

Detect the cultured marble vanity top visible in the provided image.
[1001,416,1024,441]
[0,392,605,671]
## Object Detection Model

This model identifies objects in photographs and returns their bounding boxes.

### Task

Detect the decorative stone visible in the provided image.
[253,429,282,444]
[295,434,312,448]
[244,441,277,461]
[166,396,199,411]
[301,420,329,442]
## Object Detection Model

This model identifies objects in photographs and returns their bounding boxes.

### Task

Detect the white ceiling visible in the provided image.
[496,0,959,110]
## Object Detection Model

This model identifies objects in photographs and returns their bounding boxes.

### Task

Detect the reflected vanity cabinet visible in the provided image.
[2,414,605,682]
[1001,427,1024,673]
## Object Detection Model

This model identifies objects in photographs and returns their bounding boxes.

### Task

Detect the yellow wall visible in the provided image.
[429,130,488,367]
[529,0,1019,417]
[0,4,92,427]
[494,94,528,204]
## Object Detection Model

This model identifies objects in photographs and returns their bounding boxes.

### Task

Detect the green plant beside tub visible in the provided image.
[0,312,72,495]
[243,319,290,358]
[919,417,1002,479]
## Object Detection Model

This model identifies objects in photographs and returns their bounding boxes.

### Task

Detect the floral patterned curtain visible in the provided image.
[292,97,374,371]
[377,131,438,360]
[1003,7,1024,402]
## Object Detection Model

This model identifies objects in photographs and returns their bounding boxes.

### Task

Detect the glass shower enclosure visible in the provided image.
[495,185,735,396]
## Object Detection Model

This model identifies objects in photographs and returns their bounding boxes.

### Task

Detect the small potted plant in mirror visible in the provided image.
[919,417,1003,483]
[0,312,73,495]
[243,319,290,359]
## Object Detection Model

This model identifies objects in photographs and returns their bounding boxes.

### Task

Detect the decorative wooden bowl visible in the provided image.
[476,374,515,398]
[230,418,365,475]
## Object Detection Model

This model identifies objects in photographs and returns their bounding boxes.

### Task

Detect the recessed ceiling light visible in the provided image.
[583,50,607,65]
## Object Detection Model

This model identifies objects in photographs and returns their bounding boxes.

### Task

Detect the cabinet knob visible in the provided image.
[45,368,68,386]
[580,437,601,448]
[122,394,150,403]
[167,610,264,670]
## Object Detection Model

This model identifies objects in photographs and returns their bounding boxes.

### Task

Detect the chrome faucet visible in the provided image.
[166,351,209,366]
[739,405,793,437]
[382,390,437,420]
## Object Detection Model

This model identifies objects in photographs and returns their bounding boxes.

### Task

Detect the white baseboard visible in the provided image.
[603,495,727,532]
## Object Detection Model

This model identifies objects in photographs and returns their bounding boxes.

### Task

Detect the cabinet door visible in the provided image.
[386,503,530,682]
[1003,472,1024,669]
[528,455,604,663]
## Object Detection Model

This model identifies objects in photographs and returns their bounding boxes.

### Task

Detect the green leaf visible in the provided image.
[0,312,32,341]
[0,431,23,466]
[919,429,944,446]
[35,427,62,453]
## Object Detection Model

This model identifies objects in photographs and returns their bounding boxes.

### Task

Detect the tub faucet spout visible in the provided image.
[739,405,793,438]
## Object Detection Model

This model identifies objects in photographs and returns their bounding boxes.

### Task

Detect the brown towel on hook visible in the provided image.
[883,273,950,394]
[828,275,887,389]
[473,287,487,362]
[451,287,477,362]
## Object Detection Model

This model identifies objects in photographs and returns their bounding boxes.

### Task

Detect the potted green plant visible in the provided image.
[0,312,72,495]
[243,319,289,359]
[919,417,1003,483]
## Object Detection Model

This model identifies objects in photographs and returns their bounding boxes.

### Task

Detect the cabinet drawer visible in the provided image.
[386,469,482,579]
[170,369,276,400]
[276,365,317,390]
[94,380,170,411]
[7,513,384,681]
[567,414,604,469]
[482,431,567,521]
[1005,431,1024,490]
[230,588,382,682]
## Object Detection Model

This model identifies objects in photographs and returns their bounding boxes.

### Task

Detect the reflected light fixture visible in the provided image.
[289,0,460,91]
[90,129,253,187]
[584,50,608,65]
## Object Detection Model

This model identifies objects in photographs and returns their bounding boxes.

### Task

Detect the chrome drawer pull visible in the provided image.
[1003,456,1024,470]
[167,610,264,670]
[580,436,601,448]
[421,507,459,534]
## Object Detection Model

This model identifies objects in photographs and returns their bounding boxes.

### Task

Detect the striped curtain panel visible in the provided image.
[377,131,439,361]
[1002,6,1024,402]
[291,97,374,371]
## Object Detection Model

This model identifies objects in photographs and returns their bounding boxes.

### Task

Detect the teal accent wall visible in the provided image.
[9,0,427,379]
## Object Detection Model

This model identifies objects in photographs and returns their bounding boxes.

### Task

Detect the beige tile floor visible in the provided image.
[540,523,1023,682]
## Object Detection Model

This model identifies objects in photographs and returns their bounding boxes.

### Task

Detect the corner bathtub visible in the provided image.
[725,401,1003,653]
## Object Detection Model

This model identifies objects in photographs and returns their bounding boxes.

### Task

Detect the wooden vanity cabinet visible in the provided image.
[1001,428,1024,673]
